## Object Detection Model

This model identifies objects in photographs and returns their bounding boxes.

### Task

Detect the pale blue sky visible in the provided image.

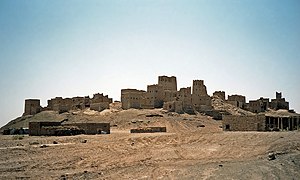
[0,0,299,127]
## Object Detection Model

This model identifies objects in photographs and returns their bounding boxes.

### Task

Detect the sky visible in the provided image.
[0,0,299,127]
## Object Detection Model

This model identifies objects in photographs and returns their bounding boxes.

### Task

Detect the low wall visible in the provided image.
[130,127,167,133]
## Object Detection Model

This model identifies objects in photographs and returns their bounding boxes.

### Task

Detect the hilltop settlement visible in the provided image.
[1,75,299,135]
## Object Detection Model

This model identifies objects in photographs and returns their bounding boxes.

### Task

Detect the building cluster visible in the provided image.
[213,91,289,113]
[16,75,298,134]
[23,93,112,116]
[121,76,212,114]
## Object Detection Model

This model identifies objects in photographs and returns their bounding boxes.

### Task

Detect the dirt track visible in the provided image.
[1,112,300,179]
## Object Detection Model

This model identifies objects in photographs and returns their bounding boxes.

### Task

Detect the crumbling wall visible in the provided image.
[90,102,110,112]
[222,115,265,131]
[213,91,225,100]
[227,95,246,108]
[47,93,112,112]
[130,127,167,133]
[248,98,269,113]
[248,100,262,113]
[270,92,289,110]
[163,101,183,114]
[91,93,112,104]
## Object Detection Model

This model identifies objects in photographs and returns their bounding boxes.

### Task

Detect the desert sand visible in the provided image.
[0,106,299,179]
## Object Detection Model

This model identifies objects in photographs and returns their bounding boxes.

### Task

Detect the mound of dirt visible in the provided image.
[212,95,255,116]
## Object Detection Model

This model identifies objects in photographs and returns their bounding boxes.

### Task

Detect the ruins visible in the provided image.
[130,127,167,133]
[29,121,110,136]
[121,76,212,114]
[223,110,300,131]
[24,93,112,115]
[213,91,290,113]
[227,94,246,108]
[5,75,297,134]
[23,99,42,116]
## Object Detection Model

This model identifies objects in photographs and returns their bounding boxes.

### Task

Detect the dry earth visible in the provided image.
[1,103,300,179]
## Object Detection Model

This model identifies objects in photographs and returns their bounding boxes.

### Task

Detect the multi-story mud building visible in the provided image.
[121,76,212,114]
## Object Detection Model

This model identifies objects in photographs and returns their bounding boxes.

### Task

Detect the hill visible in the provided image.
[0,101,299,179]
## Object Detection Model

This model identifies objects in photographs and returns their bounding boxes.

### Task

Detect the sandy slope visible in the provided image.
[0,108,299,179]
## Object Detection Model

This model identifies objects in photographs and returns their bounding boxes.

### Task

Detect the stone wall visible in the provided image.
[222,115,266,131]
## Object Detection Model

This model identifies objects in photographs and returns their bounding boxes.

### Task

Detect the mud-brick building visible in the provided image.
[191,80,212,112]
[223,110,300,131]
[121,89,146,109]
[248,97,270,113]
[23,99,42,116]
[265,110,300,131]
[29,121,110,136]
[227,94,246,108]
[121,76,212,114]
[45,93,112,113]
[143,84,164,108]
[158,76,177,91]
[29,121,64,136]
[270,92,289,110]
[223,115,266,131]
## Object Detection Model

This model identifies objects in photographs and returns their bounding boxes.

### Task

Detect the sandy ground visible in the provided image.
[1,112,300,179]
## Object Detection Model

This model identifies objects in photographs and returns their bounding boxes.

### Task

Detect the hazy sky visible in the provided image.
[0,0,299,127]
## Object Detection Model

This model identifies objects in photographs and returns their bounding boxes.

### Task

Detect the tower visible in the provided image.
[192,80,207,96]
[23,99,41,116]
[158,76,177,91]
